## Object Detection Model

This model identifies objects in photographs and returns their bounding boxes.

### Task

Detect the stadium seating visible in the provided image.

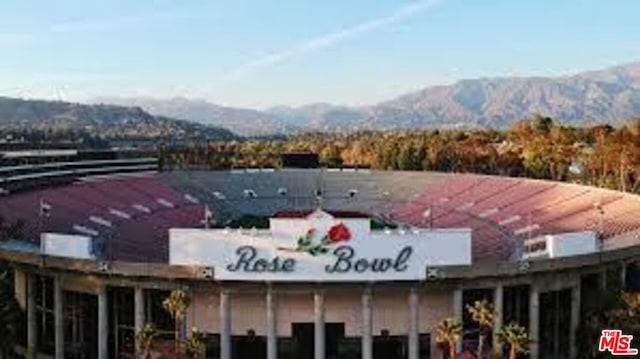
[0,176,204,262]
[2,169,640,263]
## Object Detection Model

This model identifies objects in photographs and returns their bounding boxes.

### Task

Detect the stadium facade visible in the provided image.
[1,156,640,359]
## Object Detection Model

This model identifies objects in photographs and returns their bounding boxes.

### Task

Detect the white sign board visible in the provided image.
[523,230,597,259]
[41,233,94,260]
[169,210,471,282]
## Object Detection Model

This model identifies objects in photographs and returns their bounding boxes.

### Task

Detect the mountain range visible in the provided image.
[1,62,639,139]
[93,62,640,136]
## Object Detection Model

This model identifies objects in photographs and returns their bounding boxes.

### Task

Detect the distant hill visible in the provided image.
[0,97,236,142]
[92,62,640,135]
[374,62,640,128]
[91,97,293,137]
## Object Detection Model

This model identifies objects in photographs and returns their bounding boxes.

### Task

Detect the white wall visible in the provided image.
[551,231,597,257]
[41,233,94,260]
[523,231,598,259]
[169,211,471,282]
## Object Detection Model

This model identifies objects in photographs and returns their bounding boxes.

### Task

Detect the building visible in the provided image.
[280,152,319,168]
[1,165,640,358]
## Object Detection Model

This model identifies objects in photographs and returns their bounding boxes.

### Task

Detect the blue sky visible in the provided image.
[1,0,639,108]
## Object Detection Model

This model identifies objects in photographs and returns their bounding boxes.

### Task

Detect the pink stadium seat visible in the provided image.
[3,173,639,264]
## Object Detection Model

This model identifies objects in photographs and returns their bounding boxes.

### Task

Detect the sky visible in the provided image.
[1,0,640,109]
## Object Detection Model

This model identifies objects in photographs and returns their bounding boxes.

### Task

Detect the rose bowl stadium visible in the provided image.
[1,150,640,359]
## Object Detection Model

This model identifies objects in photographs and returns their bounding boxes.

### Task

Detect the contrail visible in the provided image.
[214,0,443,87]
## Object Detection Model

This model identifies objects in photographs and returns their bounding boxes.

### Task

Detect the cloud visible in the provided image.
[214,0,443,87]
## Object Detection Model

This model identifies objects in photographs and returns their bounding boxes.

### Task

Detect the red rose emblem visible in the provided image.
[327,223,351,242]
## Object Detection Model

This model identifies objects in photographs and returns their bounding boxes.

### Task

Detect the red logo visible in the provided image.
[599,330,638,356]
[327,222,351,242]
[293,222,352,256]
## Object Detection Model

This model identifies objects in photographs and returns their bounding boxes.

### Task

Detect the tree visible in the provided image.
[497,322,529,359]
[0,216,25,358]
[163,289,191,359]
[436,318,462,359]
[0,262,24,357]
[467,299,496,358]
[185,327,206,358]
[136,323,158,359]
[0,216,24,241]
[577,286,640,358]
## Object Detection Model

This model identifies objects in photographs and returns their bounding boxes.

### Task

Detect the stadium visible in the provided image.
[1,150,640,359]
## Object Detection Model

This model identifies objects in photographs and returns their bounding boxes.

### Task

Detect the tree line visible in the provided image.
[158,116,640,194]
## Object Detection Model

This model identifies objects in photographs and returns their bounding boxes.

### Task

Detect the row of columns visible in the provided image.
[26,276,146,359]
[23,274,585,359]
[454,284,562,359]
[218,285,421,359]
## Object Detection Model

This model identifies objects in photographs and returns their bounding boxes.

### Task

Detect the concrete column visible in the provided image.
[362,287,373,359]
[314,290,325,359]
[529,285,540,359]
[98,285,108,359]
[266,284,277,359]
[569,282,581,359]
[453,288,463,353]
[220,289,232,359]
[134,286,145,355]
[493,285,504,352]
[408,287,419,359]
[27,274,37,359]
[54,277,64,359]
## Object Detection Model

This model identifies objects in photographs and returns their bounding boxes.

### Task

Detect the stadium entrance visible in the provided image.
[287,323,411,359]
[233,333,267,358]
[373,334,408,359]
[291,322,346,359]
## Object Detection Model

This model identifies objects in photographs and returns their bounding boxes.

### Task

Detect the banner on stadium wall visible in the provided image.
[169,209,471,282]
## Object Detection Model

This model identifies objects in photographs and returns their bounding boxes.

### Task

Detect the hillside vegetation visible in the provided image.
[0,97,236,143]
[159,116,640,194]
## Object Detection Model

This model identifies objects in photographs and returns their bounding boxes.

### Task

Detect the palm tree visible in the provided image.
[135,323,158,359]
[467,299,495,359]
[497,322,529,359]
[436,318,462,359]
[186,327,206,358]
[163,289,191,359]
